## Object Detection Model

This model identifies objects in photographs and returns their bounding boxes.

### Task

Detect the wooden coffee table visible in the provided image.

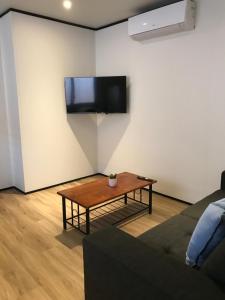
[57,172,157,234]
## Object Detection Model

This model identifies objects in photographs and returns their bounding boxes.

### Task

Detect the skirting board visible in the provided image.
[142,187,191,206]
[0,173,192,206]
[99,173,191,206]
[0,186,14,192]
[0,173,102,195]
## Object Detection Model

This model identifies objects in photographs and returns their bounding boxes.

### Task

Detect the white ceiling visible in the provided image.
[0,0,181,29]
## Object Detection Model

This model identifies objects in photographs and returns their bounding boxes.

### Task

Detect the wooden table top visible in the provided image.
[57,172,157,208]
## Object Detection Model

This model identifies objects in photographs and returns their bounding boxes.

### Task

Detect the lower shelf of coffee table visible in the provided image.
[66,192,150,234]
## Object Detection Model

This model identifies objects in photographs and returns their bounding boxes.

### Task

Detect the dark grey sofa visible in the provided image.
[83,172,225,300]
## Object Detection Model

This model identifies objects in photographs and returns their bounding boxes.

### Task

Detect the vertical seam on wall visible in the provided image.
[0,18,14,187]
[0,12,26,190]
[9,12,27,191]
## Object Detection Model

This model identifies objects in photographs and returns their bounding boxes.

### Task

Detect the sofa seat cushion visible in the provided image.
[181,190,225,220]
[138,214,197,263]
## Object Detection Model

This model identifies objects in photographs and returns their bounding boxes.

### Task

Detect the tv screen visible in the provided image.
[64,76,127,113]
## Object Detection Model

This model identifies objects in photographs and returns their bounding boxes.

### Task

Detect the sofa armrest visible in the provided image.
[221,171,225,190]
[83,227,224,300]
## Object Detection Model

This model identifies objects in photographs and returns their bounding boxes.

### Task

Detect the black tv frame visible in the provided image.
[64,76,127,114]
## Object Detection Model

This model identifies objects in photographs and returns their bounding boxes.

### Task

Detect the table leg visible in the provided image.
[71,201,74,226]
[140,189,143,202]
[62,196,67,230]
[148,185,152,214]
[86,208,90,234]
[77,204,80,229]
[124,193,127,205]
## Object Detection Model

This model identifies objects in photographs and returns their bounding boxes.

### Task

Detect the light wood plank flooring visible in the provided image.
[0,175,188,300]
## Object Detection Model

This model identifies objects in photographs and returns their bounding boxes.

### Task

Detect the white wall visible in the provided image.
[96,0,225,203]
[1,0,225,201]
[0,46,12,189]
[0,15,25,190]
[5,13,97,192]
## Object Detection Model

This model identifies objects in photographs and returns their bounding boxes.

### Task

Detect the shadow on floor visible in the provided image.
[55,229,84,248]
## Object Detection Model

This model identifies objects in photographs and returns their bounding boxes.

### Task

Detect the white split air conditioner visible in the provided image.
[128,0,196,40]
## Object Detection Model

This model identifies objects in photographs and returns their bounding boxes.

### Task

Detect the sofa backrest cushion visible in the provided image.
[186,199,225,267]
[202,238,225,290]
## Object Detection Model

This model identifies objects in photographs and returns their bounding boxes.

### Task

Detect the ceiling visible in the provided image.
[0,0,181,29]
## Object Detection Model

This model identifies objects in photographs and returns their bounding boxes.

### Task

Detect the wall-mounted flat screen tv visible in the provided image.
[64,76,127,113]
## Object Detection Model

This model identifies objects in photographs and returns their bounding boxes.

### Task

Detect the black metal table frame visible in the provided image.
[61,185,152,234]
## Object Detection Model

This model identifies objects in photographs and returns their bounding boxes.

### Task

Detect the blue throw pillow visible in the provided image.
[186,198,225,268]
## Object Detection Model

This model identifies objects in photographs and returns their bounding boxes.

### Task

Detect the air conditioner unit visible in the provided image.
[128,0,196,40]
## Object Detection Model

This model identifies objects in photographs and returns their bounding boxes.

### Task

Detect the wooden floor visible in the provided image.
[0,175,188,300]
